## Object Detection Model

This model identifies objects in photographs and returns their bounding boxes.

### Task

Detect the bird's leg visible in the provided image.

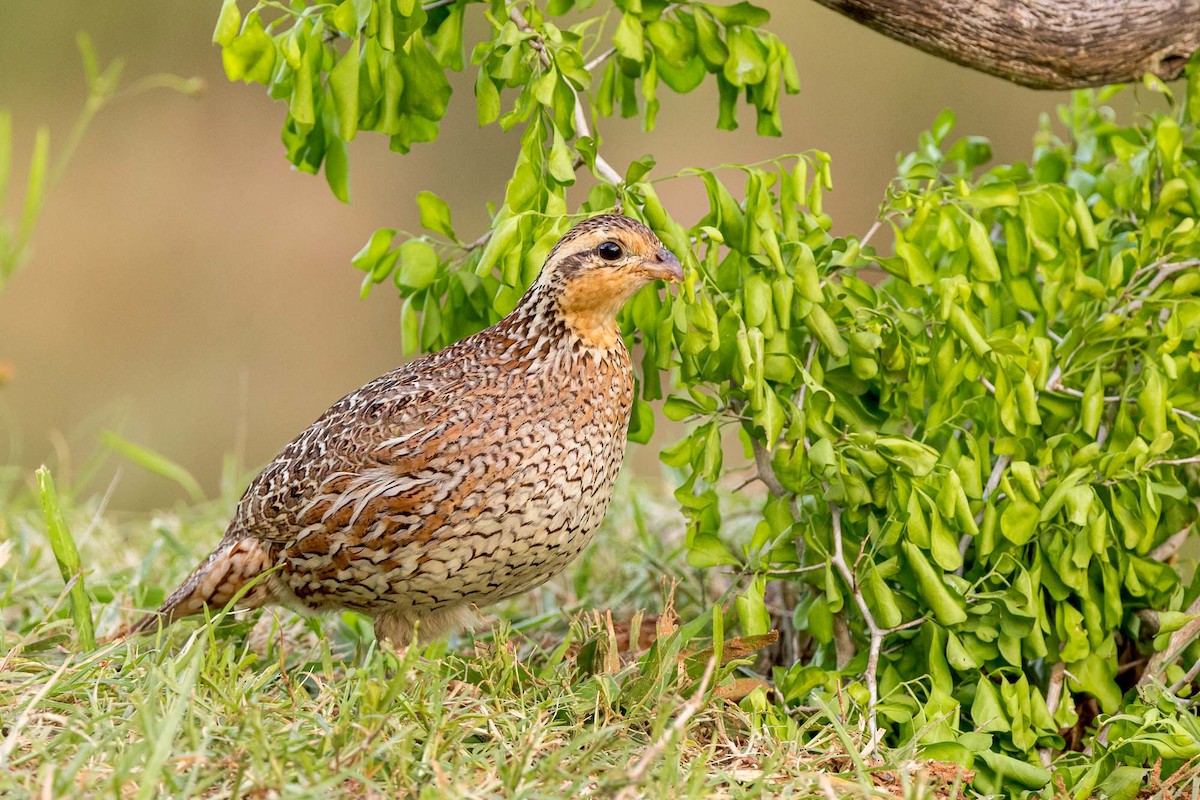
[372,611,417,653]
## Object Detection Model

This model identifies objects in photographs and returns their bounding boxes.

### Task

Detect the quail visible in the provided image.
[115,214,683,646]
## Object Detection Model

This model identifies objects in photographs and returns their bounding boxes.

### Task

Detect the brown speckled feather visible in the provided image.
[115,214,682,645]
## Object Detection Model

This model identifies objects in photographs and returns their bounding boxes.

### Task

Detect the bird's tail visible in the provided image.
[107,536,275,641]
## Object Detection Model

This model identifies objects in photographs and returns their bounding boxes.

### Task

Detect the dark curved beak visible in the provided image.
[647,247,684,283]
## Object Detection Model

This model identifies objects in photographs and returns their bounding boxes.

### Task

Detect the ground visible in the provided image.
[2,466,974,799]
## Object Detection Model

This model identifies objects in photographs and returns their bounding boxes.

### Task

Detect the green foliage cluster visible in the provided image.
[215,0,794,203]
[217,0,1200,793]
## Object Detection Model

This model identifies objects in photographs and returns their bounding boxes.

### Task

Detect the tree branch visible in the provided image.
[809,0,1200,90]
[826,501,922,755]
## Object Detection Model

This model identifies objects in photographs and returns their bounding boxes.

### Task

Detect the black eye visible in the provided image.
[597,241,623,261]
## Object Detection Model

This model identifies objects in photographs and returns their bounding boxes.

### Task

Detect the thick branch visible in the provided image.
[809,0,1200,90]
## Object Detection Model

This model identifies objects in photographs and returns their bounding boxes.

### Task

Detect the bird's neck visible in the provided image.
[500,281,625,352]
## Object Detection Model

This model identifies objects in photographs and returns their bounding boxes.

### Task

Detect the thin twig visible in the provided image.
[508,6,623,186]
[1046,382,1124,403]
[860,219,882,248]
[751,438,787,497]
[1150,520,1196,562]
[1147,456,1200,468]
[584,46,616,72]
[1112,259,1200,317]
[828,501,899,755]
[1170,655,1200,694]
[1039,662,1066,766]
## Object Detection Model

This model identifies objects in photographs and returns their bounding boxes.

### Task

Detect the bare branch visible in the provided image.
[809,0,1200,90]
[1039,662,1066,766]
[1150,519,1196,562]
[584,46,616,72]
[1139,593,1200,689]
[827,501,914,755]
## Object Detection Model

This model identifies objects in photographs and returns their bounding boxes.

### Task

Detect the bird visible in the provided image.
[112,214,683,647]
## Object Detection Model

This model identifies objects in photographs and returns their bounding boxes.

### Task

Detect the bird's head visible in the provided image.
[538,214,683,348]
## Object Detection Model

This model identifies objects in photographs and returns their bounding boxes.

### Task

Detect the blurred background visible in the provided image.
[0,2,1099,509]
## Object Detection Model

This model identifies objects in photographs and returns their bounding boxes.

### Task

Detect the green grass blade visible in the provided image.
[36,465,96,651]
[0,110,11,219]
[101,430,205,503]
[135,644,203,800]
[17,125,48,246]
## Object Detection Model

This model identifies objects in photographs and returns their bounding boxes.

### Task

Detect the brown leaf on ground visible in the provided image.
[714,676,770,702]
[868,760,974,799]
[685,631,781,668]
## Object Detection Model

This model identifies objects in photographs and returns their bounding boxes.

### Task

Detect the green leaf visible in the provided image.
[212,0,242,47]
[894,237,934,286]
[971,677,1009,733]
[324,117,350,201]
[722,27,767,87]
[396,239,439,290]
[547,124,576,184]
[753,387,784,445]
[429,2,465,70]
[1081,366,1104,437]
[400,295,419,357]
[804,304,847,358]
[613,13,645,63]
[975,750,1050,790]
[627,398,655,444]
[646,19,694,68]
[329,37,361,140]
[625,154,656,184]
[965,181,1018,209]
[902,541,966,626]
[964,216,1000,282]
[17,126,48,247]
[687,530,739,568]
[416,191,457,242]
[692,8,729,70]
[706,2,770,26]
[351,227,397,272]
[101,430,205,503]
[1000,498,1039,545]
[36,466,96,651]
[475,70,501,127]
[221,11,276,85]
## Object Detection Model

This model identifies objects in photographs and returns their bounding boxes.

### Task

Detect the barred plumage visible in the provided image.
[114,214,683,646]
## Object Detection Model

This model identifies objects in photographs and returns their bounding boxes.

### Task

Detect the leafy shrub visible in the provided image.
[216,0,1200,793]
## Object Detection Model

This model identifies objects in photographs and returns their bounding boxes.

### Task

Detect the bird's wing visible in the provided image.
[225,355,477,547]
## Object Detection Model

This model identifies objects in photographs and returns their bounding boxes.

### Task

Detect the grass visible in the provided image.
[0,461,971,799]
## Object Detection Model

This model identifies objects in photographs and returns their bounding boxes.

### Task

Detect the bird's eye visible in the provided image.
[597,241,624,261]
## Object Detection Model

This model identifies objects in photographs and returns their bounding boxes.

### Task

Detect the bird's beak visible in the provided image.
[646,247,684,284]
